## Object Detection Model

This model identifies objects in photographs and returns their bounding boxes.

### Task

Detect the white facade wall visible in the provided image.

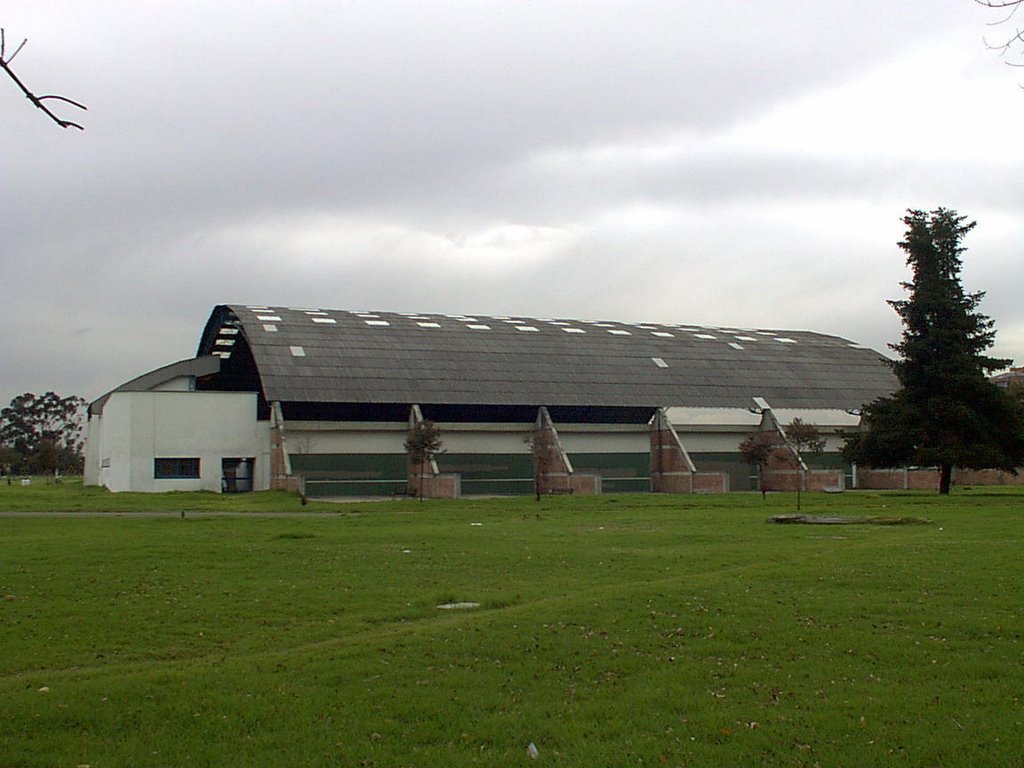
[434,425,533,454]
[675,430,752,453]
[83,415,102,486]
[285,422,407,455]
[669,407,856,456]
[87,391,268,492]
[558,427,648,455]
[283,421,651,458]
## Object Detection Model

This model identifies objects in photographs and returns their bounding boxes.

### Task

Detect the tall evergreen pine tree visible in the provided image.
[844,208,1024,494]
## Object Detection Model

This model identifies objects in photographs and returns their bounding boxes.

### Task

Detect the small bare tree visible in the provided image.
[525,432,563,501]
[404,419,443,501]
[739,430,786,498]
[1,29,87,129]
[785,418,825,511]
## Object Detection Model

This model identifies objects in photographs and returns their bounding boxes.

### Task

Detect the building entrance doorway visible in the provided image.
[222,458,254,493]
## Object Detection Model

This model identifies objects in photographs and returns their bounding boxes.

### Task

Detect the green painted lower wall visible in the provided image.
[436,453,534,496]
[293,451,657,497]
[569,452,650,493]
[290,453,408,497]
[291,448,849,497]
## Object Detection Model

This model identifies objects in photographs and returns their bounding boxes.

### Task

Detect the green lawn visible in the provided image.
[1,487,1022,766]
[0,476,342,513]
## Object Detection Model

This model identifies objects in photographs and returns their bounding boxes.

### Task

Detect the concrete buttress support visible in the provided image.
[269,401,300,492]
[650,408,696,493]
[531,407,576,496]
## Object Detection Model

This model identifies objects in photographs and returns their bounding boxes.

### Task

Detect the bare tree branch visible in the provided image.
[976,0,1023,9]
[5,34,27,63]
[976,0,1024,76]
[1,28,86,130]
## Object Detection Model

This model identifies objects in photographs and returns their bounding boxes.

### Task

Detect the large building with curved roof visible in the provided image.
[84,304,898,495]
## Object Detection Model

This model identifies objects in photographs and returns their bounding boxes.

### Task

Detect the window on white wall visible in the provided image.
[154,458,200,479]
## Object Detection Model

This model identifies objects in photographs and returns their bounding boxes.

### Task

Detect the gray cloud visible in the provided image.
[2,0,1022,405]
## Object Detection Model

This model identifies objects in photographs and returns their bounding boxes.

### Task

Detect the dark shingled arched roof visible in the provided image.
[196,304,897,411]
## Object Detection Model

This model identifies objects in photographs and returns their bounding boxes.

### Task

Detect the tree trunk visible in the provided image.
[939,464,953,495]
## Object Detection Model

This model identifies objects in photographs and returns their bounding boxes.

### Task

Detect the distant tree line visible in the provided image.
[0,392,86,476]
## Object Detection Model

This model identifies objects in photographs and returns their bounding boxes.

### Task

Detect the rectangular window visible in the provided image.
[154,458,200,479]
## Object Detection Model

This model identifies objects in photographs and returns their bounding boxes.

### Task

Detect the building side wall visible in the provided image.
[83,414,102,486]
[89,392,266,492]
[96,394,134,491]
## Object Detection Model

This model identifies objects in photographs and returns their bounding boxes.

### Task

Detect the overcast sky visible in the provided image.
[3,1,1023,406]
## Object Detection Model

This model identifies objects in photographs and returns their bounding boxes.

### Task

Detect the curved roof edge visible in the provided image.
[89,356,221,415]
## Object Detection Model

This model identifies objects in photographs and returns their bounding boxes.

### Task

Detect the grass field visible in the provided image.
[1,484,1022,766]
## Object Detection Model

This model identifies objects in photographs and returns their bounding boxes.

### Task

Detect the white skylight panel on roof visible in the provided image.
[735,336,757,341]
[213,351,231,358]
[607,329,631,335]
[263,324,278,332]
[365,320,390,327]
[312,317,337,324]
[214,339,234,346]
[515,326,540,332]
[651,331,674,338]
[257,315,282,322]
[729,342,745,350]
[695,333,717,340]
[246,306,270,311]
[548,321,570,326]
[467,324,491,330]
[218,327,239,335]
[289,346,305,357]
[562,327,586,334]
[652,357,668,368]
[775,337,797,343]
[304,310,328,315]
[417,322,441,328]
